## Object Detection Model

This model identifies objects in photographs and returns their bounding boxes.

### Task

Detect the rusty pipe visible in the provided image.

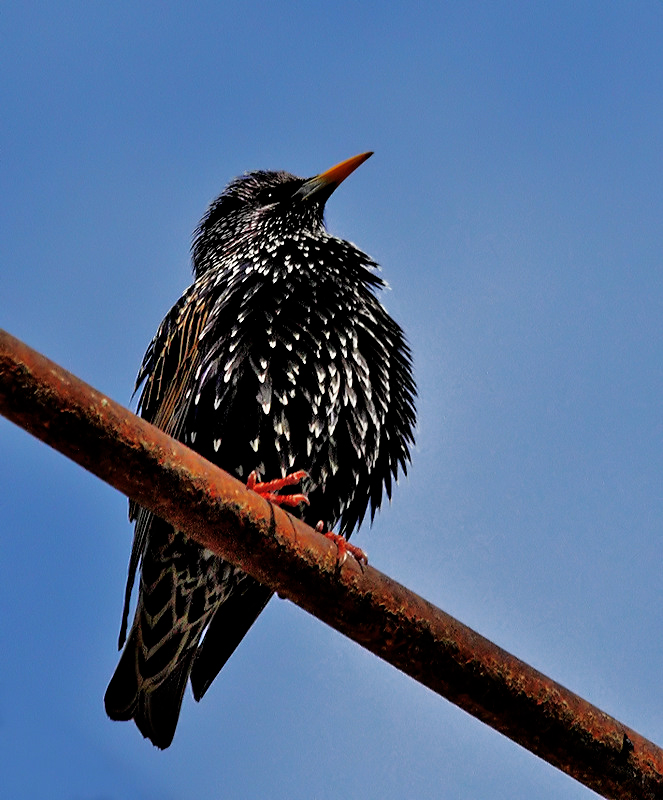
[0,327,661,799]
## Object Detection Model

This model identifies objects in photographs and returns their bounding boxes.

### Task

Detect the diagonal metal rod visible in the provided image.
[0,326,661,800]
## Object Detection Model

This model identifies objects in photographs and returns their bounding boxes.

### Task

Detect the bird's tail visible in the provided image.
[104,626,196,750]
[105,579,273,749]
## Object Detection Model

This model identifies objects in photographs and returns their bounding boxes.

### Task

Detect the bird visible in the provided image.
[104,151,417,749]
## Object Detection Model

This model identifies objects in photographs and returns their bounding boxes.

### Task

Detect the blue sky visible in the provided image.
[2,2,663,798]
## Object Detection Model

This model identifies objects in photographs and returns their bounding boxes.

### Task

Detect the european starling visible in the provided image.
[104,152,416,748]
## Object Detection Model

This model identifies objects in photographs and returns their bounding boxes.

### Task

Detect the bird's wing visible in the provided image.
[189,579,273,701]
[119,285,210,647]
[108,276,276,749]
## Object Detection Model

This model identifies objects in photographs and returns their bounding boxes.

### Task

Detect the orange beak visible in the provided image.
[296,151,373,200]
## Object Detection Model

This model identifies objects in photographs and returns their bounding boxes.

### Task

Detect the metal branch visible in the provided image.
[0,326,661,799]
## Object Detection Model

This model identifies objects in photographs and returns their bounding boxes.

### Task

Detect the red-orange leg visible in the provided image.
[315,521,368,566]
[246,469,309,507]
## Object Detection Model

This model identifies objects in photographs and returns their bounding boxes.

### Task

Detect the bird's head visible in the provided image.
[192,152,373,277]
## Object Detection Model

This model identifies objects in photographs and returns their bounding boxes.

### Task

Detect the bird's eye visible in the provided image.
[259,189,277,205]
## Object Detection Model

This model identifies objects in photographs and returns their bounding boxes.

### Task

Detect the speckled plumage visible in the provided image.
[105,155,416,748]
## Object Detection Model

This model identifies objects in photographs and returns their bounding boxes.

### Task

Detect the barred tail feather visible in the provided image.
[104,629,195,750]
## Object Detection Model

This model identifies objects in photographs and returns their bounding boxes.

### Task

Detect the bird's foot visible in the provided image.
[246,470,310,507]
[315,521,368,566]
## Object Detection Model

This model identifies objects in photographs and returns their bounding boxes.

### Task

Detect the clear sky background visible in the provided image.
[2,2,663,798]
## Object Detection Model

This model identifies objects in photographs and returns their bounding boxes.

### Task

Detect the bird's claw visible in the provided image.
[246,469,310,507]
[315,522,368,566]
